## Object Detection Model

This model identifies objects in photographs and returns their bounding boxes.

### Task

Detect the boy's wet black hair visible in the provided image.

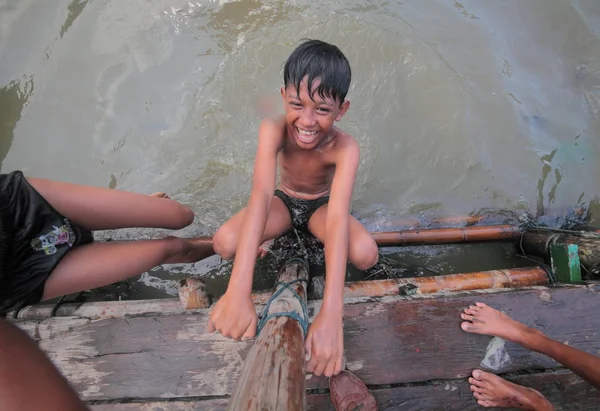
[283,39,351,104]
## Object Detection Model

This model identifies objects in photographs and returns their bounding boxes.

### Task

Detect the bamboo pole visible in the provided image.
[305,267,549,300]
[12,266,548,319]
[344,266,549,297]
[227,258,309,411]
[190,224,522,251]
[362,215,484,230]
[371,225,521,246]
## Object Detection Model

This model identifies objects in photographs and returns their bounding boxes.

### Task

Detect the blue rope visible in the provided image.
[256,278,310,337]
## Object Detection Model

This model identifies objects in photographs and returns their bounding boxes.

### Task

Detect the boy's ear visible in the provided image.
[280,87,286,99]
[335,100,350,122]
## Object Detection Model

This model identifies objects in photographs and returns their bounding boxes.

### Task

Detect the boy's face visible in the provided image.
[280,77,350,150]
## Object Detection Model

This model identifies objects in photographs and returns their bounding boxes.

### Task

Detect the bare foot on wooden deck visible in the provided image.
[460,302,540,345]
[469,370,554,410]
[150,192,170,199]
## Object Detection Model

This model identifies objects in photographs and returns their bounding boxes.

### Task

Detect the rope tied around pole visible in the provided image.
[256,276,310,337]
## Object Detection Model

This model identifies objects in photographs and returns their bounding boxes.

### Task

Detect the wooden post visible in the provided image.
[308,276,325,300]
[227,258,309,411]
[178,278,210,309]
[550,244,582,283]
[522,230,600,279]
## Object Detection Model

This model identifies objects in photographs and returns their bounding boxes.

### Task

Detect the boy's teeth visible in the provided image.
[297,128,317,135]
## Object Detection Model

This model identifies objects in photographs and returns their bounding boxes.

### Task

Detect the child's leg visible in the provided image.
[308,205,379,271]
[0,319,89,411]
[42,236,209,300]
[26,177,194,230]
[213,196,292,260]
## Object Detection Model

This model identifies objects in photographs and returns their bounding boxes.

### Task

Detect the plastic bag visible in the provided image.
[480,337,512,371]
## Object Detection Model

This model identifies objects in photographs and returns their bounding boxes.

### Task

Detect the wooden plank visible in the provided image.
[89,370,599,411]
[16,285,600,402]
[307,370,600,411]
[90,399,228,411]
[307,285,600,387]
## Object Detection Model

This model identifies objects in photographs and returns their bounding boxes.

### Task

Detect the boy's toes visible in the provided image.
[150,192,170,199]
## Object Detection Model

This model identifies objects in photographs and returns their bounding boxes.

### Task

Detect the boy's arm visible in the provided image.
[207,118,284,340]
[322,139,359,317]
[228,118,283,294]
[519,329,600,389]
[306,138,360,377]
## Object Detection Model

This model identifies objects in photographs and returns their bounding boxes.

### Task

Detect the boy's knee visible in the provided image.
[213,227,237,260]
[173,205,194,229]
[351,237,379,271]
[163,202,195,230]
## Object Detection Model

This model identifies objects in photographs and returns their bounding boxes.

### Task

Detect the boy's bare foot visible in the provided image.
[150,192,170,199]
[163,237,215,264]
[257,239,274,258]
[460,302,537,344]
[469,370,554,410]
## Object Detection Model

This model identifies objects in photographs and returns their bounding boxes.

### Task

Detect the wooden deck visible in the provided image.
[15,283,600,410]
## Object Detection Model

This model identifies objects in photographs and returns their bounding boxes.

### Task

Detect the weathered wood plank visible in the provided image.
[90,399,228,411]
[16,286,600,402]
[307,285,600,387]
[89,370,599,411]
[308,370,600,411]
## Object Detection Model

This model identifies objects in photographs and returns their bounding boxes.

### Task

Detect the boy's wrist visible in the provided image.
[226,275,252,296]
[321,299,344,319]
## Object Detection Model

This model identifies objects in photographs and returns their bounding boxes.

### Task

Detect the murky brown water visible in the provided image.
[1,0,599,300]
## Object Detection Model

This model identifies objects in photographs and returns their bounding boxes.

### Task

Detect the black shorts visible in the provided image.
[274,189,329,232]
[0,171,94,315]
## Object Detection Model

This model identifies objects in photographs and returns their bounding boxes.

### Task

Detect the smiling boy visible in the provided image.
[208,39,379,377]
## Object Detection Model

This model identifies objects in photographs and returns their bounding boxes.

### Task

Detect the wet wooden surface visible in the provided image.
[15,284,600,408]
[307,370,600,411]
[90,370,599,411]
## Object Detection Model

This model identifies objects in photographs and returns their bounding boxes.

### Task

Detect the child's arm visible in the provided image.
[207,118,284,340]
[306,138,360,377]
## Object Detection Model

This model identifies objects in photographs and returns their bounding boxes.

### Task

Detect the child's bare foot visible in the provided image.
[163,237,215,264]
[150,192,170,199]
[460,302,536,344]
[469,370,554,410]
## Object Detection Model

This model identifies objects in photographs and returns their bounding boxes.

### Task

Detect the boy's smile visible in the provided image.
[281,77,349,150]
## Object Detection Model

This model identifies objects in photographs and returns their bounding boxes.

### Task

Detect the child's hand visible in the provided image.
[206,290,257,341]
[305,309,344,377]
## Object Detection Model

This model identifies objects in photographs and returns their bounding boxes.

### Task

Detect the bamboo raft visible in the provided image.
[10,218,600,410]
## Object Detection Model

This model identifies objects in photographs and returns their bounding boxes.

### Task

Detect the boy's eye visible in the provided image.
[317,107,331,113]
[290,102,302,108]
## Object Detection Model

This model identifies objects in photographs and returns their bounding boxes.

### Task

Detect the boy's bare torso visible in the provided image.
[276,123,354,201]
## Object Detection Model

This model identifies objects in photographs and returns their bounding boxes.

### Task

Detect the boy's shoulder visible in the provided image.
[329,127,360,158]
[257,116,286,150]
[259,114,286,131]
[331,126,356,145]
